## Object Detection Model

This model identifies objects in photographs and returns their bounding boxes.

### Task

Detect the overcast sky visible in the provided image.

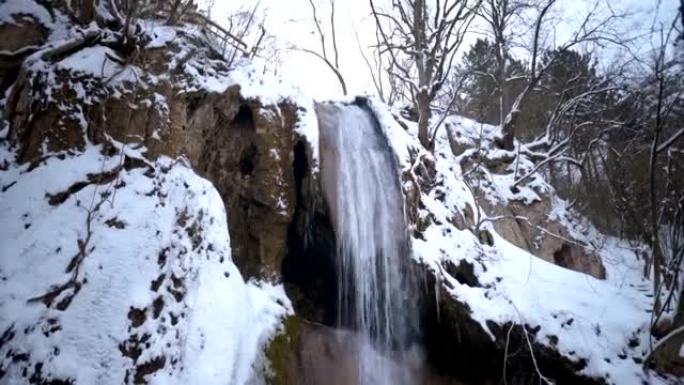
[203,0,680,101]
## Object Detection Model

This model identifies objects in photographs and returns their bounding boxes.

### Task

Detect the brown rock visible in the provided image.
[6,46,309,281]
[480,195,606,280]
[553,244,605,280]
[265,317,470,385]
[0,18,46,53]
[0,16,47,89]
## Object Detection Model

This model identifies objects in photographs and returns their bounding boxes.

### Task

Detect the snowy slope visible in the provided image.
[0,144,290,384]
[368,99,675,385]
[1,1,675,384]
[0,2,323,383]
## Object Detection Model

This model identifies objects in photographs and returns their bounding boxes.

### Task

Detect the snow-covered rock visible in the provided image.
[0,2,314,384]
[0,1,679,385]
[368,98,673,384]
[0,146,290,384]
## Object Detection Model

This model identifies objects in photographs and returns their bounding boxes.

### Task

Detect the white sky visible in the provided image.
[204,0,680,101]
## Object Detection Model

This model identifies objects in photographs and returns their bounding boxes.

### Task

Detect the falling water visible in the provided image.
[319,102,418,385]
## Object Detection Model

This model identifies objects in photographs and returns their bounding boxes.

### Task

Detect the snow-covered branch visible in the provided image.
[370,0,482,150]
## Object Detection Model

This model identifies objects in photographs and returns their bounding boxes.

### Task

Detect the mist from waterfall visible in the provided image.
[319,103,419,385]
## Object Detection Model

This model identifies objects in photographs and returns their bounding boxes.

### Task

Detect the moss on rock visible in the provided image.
[264,316,301,385]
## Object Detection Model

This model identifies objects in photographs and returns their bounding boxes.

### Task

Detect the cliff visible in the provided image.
[0,1,678,385]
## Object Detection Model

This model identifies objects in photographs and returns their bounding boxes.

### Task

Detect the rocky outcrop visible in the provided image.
[3,26,314,281]
[264,318,359,385]
[0,15,46,91]
[419,266,605,385]
[480,196,606,280]
[385,109,620,385]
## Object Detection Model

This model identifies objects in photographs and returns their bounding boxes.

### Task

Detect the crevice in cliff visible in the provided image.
[283,139,339,326]
[231,104,255,131]
[239,144,257,176]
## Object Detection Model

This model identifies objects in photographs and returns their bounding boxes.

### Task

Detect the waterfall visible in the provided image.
[319,102,418,385]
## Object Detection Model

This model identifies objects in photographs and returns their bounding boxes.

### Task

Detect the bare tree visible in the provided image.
[486,0,624,150]
[645,14,684,320]
[355,28,405,105]
[299,0,347,95]
[189,3,271,69]
[369,0,481,150]
[167,0,198,25]
[477,0,528,128]
[561,11,684,353]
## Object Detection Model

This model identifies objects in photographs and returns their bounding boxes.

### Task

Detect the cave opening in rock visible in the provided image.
[230,104,255,131]
[283,139,339,326]
[239,144,257,176]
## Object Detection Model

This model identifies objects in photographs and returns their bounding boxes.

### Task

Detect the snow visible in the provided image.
[378,107,674,384]
[9,8,321,172]
[469,232,653,384]
[0,0,53,26]
[2,2,678,384]
[0,145,291,385]
[144,24,178,49]
[366,98,418,169]
[57,46,138,82]
[0,0,70,44]
[0,16,329,381]
[148,24,324,169]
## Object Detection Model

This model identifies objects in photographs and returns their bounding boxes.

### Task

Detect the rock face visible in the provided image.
[480,197,606,280]
[0,5,313,384]
[266,318,360,385]
[419,267,605,385]
[395,150,608,385]
[0,15,46,90]
[369,103,666,385]
[3,28,311,281]
[266,317,470,385]
[174,96,303,280]
[0,4,323,384]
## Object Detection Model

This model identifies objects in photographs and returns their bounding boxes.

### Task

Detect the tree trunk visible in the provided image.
[73,0,96,24]
[649,70,666,316]
[168,0,184,25]
[499,71,542,151]
[417,90,431,150]
[499,109,518,150]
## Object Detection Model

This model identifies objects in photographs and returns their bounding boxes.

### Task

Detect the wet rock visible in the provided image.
[265,316,472,385]
[441,260,479,288]
[265,318,358,385]
[445,124,468,157]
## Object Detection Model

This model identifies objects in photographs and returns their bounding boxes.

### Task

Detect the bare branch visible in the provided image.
[304,0,347,95]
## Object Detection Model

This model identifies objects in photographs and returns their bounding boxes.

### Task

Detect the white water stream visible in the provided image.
[319,103,418,385]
